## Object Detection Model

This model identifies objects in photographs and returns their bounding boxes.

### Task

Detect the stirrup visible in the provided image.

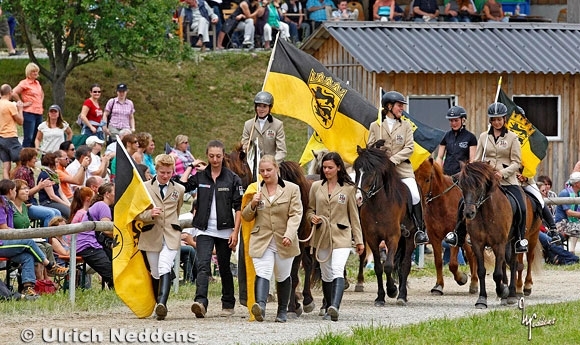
[515,239,528,253]
[414,230,429,245]
[444,232,458,247]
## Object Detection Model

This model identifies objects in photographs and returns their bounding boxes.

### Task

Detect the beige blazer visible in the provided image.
[137,179,185,251]
[475,129,521,186]
[306,180,363,249]
[367,119,415,178]
[241,180,302,259]
[241,116,287,163]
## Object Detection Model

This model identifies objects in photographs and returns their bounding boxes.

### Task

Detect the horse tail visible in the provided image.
[483,247,496,271]
[529,241,544,274]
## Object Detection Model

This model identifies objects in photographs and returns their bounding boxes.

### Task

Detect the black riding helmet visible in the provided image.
[487,102,508,118]
[381,91,407,107]
[446,106,467,119]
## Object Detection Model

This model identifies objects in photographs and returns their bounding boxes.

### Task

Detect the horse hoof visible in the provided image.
[387,286,398,299]
[524,288,532,296]
[396,298,407,306]
[507,296,518,305]
[303,301,315,314]
[287,312,298,319]
[500,285,509,299]
[374,300,385,307]
[430,285,444,296]
[469,284,478,295]
[457,273,468,286]
[500,298,507,306]
[475,297,487,309]
[354,283,365,292]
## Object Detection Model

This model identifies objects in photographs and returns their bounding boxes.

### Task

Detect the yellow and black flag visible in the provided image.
[264,39,377,164]
[113,138,155,318]
[498,89,548,178]
[299,131,327,167]
[402,111,446,170]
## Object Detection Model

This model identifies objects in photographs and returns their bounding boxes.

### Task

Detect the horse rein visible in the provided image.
[356,170,384,206]
[464,191,491,210]
[424,166,459,204]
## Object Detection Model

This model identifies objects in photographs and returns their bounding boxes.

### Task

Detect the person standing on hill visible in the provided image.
[104,83,135,141]
[0,84,23,179]
[12,63,43,148]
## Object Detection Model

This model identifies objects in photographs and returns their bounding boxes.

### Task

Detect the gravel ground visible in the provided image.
[2,266,578,345]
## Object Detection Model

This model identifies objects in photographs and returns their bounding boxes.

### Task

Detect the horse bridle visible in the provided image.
[424,166,459,204]
[356,170,384,205]
[463,190,491,210]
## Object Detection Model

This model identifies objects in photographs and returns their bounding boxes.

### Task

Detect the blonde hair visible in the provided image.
[155,154,176,170]
[25,63,40,78]
[174,134,188,148]
[259,155,278,169]
[49,216,67,227]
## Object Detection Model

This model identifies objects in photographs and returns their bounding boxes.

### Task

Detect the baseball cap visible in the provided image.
[569,172,580,185]
[48,104,61,113]
[86,136,105,147]
[116,83,128,91]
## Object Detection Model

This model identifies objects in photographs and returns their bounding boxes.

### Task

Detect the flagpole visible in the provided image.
[379,87,383,140]
[482,77,503,162]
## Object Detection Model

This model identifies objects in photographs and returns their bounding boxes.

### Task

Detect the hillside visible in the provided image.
[0,53,309,162]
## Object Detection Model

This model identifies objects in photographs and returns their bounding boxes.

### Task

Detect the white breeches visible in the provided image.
[318,247,351,282]
[263,22,290,42]
[402,177,421,205]
[252,247,293,282]
[145,240,178,279]
[524,183,544,207]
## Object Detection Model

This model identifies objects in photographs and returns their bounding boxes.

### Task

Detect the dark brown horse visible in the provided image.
[278,161,315,316]
[224,142,253,190]
[458,161,514,308]
[353,145,416,306]
[414,158,478,295]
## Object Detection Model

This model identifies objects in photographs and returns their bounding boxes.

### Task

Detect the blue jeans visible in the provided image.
[195,235,235,309]
[181,245,197,283]
[22,112,43,148]
[28,204,61,227]
[442,240,466,265]
[0,239,47,284]
[40,200,70,220]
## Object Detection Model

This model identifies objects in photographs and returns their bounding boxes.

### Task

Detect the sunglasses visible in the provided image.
[92,90,102,94]
[69,148,75,151]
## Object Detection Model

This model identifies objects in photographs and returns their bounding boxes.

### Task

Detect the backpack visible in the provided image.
[34,279,58,295]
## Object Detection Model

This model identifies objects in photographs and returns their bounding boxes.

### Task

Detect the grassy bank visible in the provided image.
[0,53,308,162]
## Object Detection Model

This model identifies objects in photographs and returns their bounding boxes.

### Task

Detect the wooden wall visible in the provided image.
[313,37,579,190]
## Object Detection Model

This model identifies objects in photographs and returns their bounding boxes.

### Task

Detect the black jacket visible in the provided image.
[175,166,243,231]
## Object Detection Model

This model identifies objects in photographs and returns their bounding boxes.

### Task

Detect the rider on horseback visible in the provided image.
[367,90,429,245]
[445,102,528,253]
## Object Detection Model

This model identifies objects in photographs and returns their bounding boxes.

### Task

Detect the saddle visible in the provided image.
[500,186,524,233]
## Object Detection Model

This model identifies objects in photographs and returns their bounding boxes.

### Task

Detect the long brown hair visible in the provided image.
[91,182,114,206]
[70,187,94,223]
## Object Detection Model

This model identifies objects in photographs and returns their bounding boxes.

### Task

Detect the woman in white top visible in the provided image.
[35,104,73,154]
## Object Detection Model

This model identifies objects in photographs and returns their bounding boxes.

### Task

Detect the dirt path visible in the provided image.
[2,267,578,345]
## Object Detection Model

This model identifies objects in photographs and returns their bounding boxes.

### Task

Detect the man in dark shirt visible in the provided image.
[413,0,440,22]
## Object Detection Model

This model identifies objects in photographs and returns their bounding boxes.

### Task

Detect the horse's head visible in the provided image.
[308,148,329,176]
[354,145,391,204]
[414,158,435,195]
[458,161,497,220]
[225,143,253,190]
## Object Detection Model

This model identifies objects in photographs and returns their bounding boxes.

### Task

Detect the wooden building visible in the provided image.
[301,21,580,189]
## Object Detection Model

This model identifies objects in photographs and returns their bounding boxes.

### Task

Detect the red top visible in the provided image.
[83,98,103,123]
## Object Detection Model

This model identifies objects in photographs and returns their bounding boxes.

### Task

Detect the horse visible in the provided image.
[224,142,253,190]
[353,145,416,306]
[414,158,478,295]
[457,161,542,308]
[278,161,315,316]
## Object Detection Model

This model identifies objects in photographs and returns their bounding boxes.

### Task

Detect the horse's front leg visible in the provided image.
[288,254,302,317]
[449,245,469,287]
[494,244,511,305]
[301,247,315,313]
[523,238,537,297]
[430,235,445,295]
[355,248,367,292]
[383,237,399,301]
[396,236,414,306]
[515,252,524,296]
[473,243,488,309]
[463,244,479,294]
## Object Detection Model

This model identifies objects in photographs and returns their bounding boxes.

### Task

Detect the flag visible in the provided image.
[113,138,155,318]
[241,182,259,321]
[498,89,548,178]
[299,131,327,166]
[402,111,446,170]
[264,39,377,164]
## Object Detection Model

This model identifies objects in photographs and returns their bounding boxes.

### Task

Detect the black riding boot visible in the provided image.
[444,200,466,247]
[542,205,561,244]
[411,203,429,245]
[327,277,345,322]
[320,281,332,318]
[251,276,269,322]
[155,273,171,320]
[152,278,159,303]
[275,277,292,323]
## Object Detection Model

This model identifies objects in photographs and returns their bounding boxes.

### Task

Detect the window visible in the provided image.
[407,96,456,131]
[513,96,560,139]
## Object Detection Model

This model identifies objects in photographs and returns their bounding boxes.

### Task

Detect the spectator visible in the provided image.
[170,135,204,178]
[56,149,90,201]
[445,0,476,22]
[37,152,71,219]
[12,148,61,226]
[216,0,262,50]
[177,140,242,318]
[306,0,336,29]
[85,176,104,195]
[59,140,76,162]
[183,0,219,52]
[263,0,291,49]
[281,0,310,44]
[0,84,23,179]
[373,0,395,21]
[12,63,44,148]
[35,104,73,155]
[75,183,114,288]
[555,172,580,254]
[181,230,197,284]
[483,0,508,22]
[110,134,138,178]
[79,84,107,141]
[137,154,185,320]
[0,6,19,56]
[538,175,558,215]
[132,132,152,165]
[85,136,115,179]
[136,163,153,181]
[104,83,135,142]
[65,145,92,190]
[413,0,439,22]
[144,136,157,176]
[331,0,358,21]
[105,128,132,155]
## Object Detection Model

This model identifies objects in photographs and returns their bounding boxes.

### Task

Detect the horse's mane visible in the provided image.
[458,161,498,194]
[279,161,312,208]
[354,145,405,204]
[224,142,252,189]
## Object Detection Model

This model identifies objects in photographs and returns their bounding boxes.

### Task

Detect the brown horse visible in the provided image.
[278,161,315,316]
[224,142,253,190]
[414,158,478,295]
[353,145,416,306]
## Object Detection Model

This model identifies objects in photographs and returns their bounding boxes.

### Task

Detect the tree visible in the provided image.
[6,0,181,110]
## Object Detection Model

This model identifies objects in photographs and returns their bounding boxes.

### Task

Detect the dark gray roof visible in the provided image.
[301,22,580,75]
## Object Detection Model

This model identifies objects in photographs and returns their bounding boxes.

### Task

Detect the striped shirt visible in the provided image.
[105,97,135,129]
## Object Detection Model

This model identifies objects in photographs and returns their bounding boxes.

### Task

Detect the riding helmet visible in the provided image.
[487,102,508,118]
[381,91,407,107]
[446,106,467,119]
[254,91,274,107]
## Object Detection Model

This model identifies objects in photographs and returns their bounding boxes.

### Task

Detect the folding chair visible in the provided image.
[55,255,88,291]
[0,257,21,292]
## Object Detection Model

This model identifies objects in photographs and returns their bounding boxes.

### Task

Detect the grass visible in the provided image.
[0,52,309,163]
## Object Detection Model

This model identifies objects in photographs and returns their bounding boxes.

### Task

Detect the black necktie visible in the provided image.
[159,184,166,199]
